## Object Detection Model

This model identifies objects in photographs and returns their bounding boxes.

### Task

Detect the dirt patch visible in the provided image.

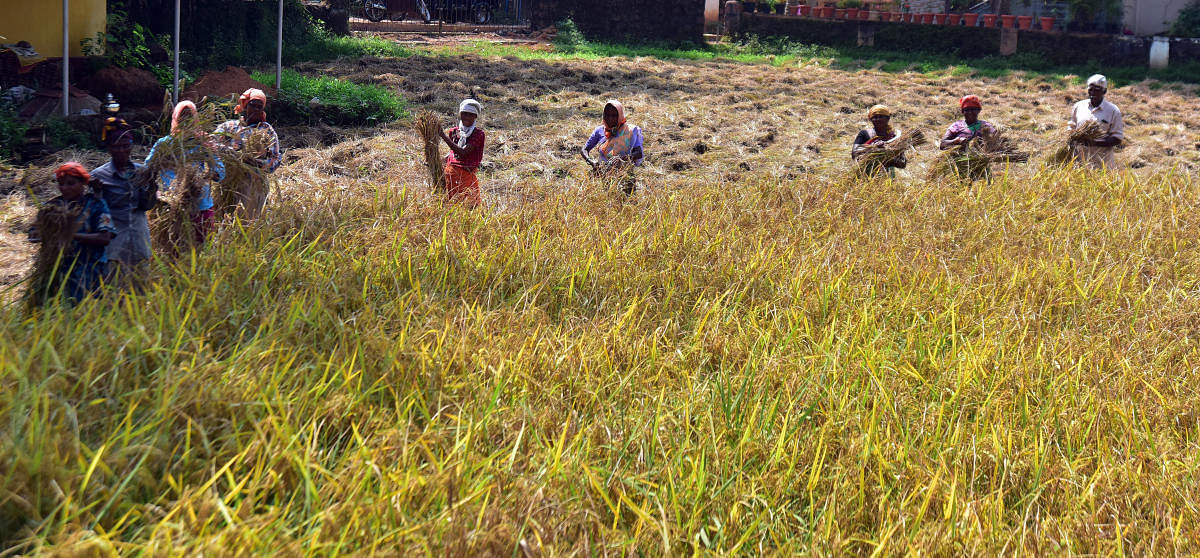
[78,66,165,108]
[182,66,276,104]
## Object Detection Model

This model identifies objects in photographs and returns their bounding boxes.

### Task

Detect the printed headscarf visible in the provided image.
[170,100,198,134]
[100,117,133,146]
[235,88,268,119]
[54,162,90,183]
[959,95,982,110]
[599,99,634,160]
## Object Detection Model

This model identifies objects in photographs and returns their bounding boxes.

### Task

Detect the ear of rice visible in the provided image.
[26,201,82,308]
[414,111,446,192]
[928,126,1028,181]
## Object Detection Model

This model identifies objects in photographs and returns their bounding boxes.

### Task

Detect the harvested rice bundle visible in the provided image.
[213,130,271,220]
[413,111,446,192]
[854,129,927,176]
[26,201,81,307]
[1045,119,1106,167]
[149,165,205,257]
[928,126,1028,181]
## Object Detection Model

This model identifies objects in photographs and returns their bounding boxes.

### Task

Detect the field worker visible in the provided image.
[145,101,225,244]
[1068,74,1125,169]
[851,104,907,176]
[438,98,485,208]
[92,117,152,280]
[214,88,281,217]
[580,99,644,195]
[28,163,116,303]
[939,94,997,181]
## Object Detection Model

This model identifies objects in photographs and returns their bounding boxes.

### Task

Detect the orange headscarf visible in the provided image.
[170,100,198,134]
[54,162,91,183]
[235,88,268,117]
[959,95,982,109]
[603,99,627,139]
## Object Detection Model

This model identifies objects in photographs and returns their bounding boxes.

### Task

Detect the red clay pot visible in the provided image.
[859,9,871,19]
[878,10,891,20]
[845,8,858,18]
[1017,15,1033,29]
[799,5,812,15]
[1000,14,1016,27]
[934,13,947,23]
[963,12,979,25]
[920,13,934,23]
[948,13,962,24]
[824,6,836,17]
[1039,15,1054,30]
[982,13,997,26]
[835,8,847,18]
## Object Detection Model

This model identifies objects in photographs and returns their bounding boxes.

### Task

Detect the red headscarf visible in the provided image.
[54,162,90,183]
[235,88,268,118]
[959,95,982,110]
[171,100,198,134]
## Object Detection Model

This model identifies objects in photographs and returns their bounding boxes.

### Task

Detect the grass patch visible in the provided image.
[253,69,408,125]
[289,28,413,62]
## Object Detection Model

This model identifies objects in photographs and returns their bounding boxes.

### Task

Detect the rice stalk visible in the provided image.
[413,111,446,192]
[149,165,205,258]
[929,126,1028,181]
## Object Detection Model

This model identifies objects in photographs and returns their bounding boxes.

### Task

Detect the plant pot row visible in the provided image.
[770,5,1056,31]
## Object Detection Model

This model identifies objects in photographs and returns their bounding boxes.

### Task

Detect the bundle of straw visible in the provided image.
[1045,119,1106,167]
[854,129,927,176]
[928,126,1028,181]
[413,111,446,192]
[26,201,81,307]
[149,164,205,258]
[213,129,271,220]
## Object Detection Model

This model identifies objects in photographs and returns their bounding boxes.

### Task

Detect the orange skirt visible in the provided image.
[444,163,481,208]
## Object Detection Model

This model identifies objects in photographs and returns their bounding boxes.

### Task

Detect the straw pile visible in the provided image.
[1045,119,1106,167]
[149,164,205,258]
[413,111,446,192]
[854,129,927,176]
[929,126,1029,181]
[26,201,81,307]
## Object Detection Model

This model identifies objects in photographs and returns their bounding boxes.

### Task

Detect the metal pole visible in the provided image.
[62,0,69,117]
[173,0,180,104]
[276,0,283,90]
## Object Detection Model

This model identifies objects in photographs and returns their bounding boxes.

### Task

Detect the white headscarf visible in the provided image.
[457,99,481,148]
[1086,74,1108,89]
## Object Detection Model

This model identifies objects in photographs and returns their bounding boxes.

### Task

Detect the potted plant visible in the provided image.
[963,12,979,25]
[934,12,948,23]
[1017,14,1033,28]
[982,13,997,25]
[1000,14,1016,26]
[920,12,934,23]
[742,0,759,13]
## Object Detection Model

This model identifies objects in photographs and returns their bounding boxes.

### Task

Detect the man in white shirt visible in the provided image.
[1068,74,1125,169]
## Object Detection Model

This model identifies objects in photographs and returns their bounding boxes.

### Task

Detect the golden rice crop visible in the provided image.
[24,200,79,307]
[853,128,927,177]
[1045,118,1107,166]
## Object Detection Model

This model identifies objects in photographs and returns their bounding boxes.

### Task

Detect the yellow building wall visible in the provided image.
[0,0,107,60]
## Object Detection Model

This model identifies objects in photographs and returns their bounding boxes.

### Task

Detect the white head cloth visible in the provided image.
[457,99,481,148]
[1086,74,1108,89]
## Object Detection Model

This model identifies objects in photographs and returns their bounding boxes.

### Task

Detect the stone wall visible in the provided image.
[737,14,1200,66]
[531,0,705,44]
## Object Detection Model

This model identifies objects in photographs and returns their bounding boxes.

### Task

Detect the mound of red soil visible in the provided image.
[78,66,165,108]
[182,66,275,103]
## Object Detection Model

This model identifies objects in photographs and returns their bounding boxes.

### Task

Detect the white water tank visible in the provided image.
[1149,36,1169,69]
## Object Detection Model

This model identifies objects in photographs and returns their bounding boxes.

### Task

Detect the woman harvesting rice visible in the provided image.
[145,101,225,244]
[851,104,907,176]
[214,88,281,217]
[28,163,116,303]
[938,95,997,181]
[437,99,485,208]
[580,99,644,195]
[91,117,152,280]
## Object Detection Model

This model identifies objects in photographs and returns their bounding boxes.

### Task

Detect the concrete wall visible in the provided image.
[0,0,107,60]
[1124,0,1191,35]
[532,0,705,43]
[737,14,1200,65]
